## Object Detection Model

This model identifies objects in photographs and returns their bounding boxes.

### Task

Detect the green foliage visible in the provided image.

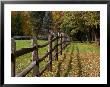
[83,11,100,28]
[60,11,100,36]
[60,11,100,42]
[30,11,45,36]
[11,12,23,36]
[11,11,32,36]
[43,11,52,31]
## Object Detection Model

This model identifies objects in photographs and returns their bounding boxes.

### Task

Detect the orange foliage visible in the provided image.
[11,11,17,16]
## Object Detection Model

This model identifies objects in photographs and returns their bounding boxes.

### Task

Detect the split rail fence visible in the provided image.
[11,33,70,77]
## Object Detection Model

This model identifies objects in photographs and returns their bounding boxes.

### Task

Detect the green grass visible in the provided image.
[15,40,48,76]
[73,42,100,53]
[15,40,100,77]
[16,40,32,50]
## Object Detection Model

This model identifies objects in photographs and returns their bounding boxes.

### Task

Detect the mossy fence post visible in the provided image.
[62,33,65,48]
[32,37,39,76]
[55,33,58,61]
[48,34,52,71]
[11,38,16,77]
[60,33,62,55]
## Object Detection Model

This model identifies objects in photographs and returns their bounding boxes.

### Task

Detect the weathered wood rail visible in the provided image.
[11,33,70,77]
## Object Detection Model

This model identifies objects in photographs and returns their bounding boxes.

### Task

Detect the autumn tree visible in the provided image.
[11,11,100,44]
[60,11,100,43]
[83,11,100,42]
[51,11,63,33]
[21,11,32,36]
[11,11,23,37]
[11,11,32,37]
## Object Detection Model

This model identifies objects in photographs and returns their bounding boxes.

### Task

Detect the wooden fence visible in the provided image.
[11,33,70,77]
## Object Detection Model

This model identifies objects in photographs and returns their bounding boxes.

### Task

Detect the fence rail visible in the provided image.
[11,33,70,77]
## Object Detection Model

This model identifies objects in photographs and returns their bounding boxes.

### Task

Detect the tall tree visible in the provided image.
[30,11,45,37]
[51,11,63,33]
[21,11,32,36]
[83,11,100,42]
[42,11,52,31]
[60,11,100,42]
[11,11,23,37]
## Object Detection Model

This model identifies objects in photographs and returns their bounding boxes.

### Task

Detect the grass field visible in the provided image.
[15,40,100,77]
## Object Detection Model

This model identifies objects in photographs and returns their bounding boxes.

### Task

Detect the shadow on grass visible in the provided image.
[76,46,82,77]
[55,53,66,77]
[55,44,70,77]
[63,44,74,77]
[63,53,73,77]
[56,43,83,77]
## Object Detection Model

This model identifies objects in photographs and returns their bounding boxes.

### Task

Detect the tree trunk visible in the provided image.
[94,31,97,42]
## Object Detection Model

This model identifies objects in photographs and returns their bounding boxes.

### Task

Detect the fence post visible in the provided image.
[11,38,16,77]
[65,34,68,46]
[48,34,52,71]
[32,37,39,76]
[55,33,58,61]
[62,33,65,49]
[60,33,62,55]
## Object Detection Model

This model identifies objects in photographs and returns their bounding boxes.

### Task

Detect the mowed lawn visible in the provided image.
[15,40,100,77]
